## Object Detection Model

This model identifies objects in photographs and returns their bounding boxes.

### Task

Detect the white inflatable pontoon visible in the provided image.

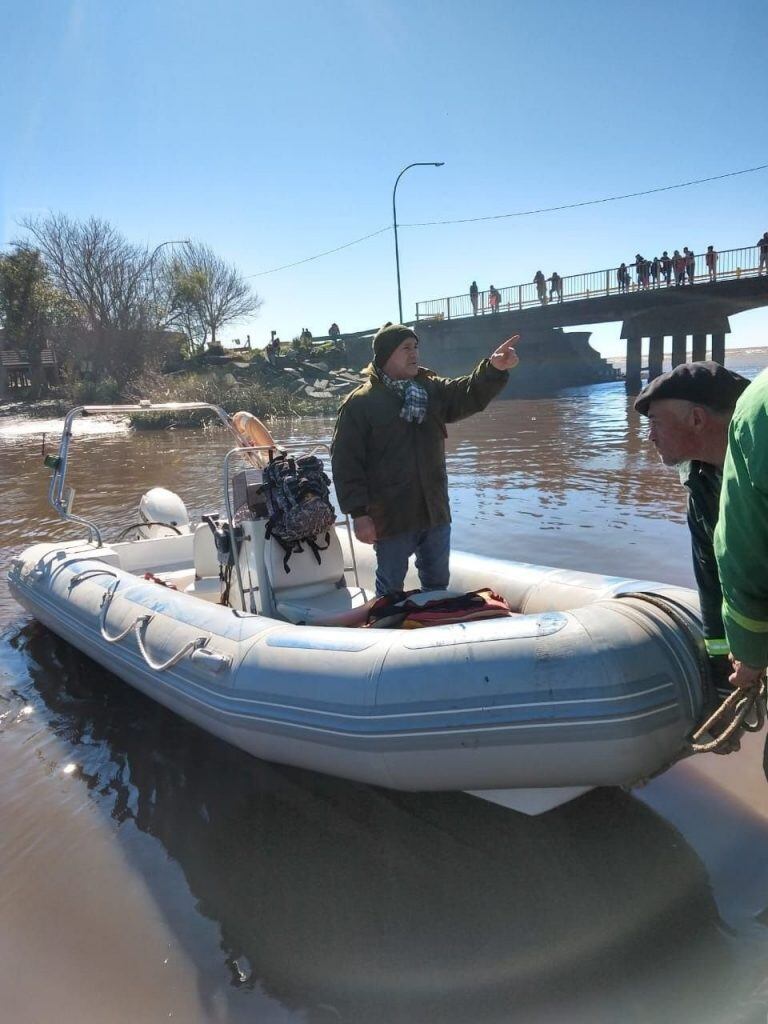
[9,402,708,814]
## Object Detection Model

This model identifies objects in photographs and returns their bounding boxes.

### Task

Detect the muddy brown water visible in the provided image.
[2,362,768,1023]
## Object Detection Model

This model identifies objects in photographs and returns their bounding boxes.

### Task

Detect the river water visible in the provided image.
[2,352,768,1023]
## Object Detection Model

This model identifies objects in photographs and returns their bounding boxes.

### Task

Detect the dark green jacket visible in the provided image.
[331,359,508,539]
[680,460,727,653]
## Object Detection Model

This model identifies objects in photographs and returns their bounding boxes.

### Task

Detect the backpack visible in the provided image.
[262,452,337,571]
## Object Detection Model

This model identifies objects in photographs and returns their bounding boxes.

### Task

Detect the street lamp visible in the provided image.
[148,238,190,268]
[392,162,444,323]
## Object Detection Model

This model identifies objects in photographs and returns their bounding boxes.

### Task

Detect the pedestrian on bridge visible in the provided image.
[673,250,686,287]
[758,232,768,275]
[684,247,696,285]
[634,255,649,290]
[533,270,547,305]
[650,256,660,288]
[617,263,630,293]
[706,246,718,282]
[660,252,673,286]
[489,285,501,313]
[469,281,479,315]
[548,272,563,302]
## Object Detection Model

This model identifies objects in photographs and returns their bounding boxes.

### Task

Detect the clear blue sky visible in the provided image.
[2,0,767,357]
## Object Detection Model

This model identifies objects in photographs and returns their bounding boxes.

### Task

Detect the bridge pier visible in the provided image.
[711,331,726,364]
[625,336,642,393]
[671,334,687,367]
[692,333,707,362]
[622,315,732,393]
[648,335,664,381]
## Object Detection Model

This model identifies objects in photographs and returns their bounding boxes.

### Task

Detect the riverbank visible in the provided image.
[0,364,346,425]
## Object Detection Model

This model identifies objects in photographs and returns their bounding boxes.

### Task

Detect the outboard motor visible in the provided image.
[137,487,191,539]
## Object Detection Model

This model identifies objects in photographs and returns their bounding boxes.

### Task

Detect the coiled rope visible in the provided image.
[687,678,767,755]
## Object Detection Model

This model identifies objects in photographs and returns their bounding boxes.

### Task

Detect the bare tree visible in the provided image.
[20,214,179,388]
[21,213,157,331]
[167,242,261,351]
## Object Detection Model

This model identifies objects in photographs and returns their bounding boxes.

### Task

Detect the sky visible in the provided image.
[1,0,767,358]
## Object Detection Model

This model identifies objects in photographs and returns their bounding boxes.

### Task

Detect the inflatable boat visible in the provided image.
[8,403,709,814]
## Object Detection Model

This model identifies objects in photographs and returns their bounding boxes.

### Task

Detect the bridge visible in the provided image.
[415,244,768,391]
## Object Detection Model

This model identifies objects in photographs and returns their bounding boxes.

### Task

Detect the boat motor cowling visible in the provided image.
[138,488,191,539]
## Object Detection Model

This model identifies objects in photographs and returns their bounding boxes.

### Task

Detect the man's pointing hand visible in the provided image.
[490,336,520,371]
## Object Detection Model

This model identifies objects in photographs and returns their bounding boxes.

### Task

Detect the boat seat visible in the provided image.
[184,523,222,603]
[264,529,369,625]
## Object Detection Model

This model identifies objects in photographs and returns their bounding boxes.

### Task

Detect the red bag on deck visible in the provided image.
[364,588,513,629]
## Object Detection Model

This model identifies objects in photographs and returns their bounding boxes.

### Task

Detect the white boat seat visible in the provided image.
[264,529,369,625]
[184,523,222,603]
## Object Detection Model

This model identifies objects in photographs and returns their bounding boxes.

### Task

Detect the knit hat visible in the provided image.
[634,361,750,416]
[372,322,418,368]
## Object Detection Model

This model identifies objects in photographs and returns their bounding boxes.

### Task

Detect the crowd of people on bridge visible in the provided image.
[465,233,768,314]
[619,246,714,292]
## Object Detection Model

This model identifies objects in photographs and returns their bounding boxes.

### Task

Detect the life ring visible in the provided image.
[230,411,277,467]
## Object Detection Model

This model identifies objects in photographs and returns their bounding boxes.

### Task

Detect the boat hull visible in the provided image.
[8,537,705,799]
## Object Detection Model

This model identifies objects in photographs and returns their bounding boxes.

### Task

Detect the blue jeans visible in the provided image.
[374,524,451,596]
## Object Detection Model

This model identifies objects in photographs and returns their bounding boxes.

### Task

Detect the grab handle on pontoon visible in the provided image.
[99,581,232,672]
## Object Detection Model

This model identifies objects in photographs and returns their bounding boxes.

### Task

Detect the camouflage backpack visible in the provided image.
[262,452,336,571]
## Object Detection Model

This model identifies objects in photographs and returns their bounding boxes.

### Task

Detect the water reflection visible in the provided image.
[9,622,738,1024]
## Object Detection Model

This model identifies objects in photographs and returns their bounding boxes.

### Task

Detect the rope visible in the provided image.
[687,678,767,754]
[617,592,767,772]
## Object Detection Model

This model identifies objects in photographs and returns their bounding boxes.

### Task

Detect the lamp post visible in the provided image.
[392,162,444,323]
[148,238,190,268]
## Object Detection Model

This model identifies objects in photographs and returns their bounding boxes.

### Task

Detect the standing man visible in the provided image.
[634,362,750,697]
[331,322,519,596]
[758,232,768,275]
[705,245,718,282]
[469,280,479,315]
[533,270,547,304]
[714,372,768,687]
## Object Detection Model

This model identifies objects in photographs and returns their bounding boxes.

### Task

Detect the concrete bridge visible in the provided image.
[415,244,768,392]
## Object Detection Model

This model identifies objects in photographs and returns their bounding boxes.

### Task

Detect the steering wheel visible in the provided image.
[112,521,184,542]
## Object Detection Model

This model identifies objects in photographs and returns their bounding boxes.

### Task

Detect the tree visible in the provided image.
[167,242,261,353]
[22,213,157,330]
[0,245,75,397]
[20,214,173,388]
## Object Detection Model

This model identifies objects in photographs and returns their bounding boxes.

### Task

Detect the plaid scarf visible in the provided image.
[379,371,429,424]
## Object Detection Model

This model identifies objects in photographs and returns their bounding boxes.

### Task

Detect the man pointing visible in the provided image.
[331,322,518,596]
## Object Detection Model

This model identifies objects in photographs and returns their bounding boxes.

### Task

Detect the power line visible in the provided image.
[246,161,768,276]
[400,163,768,227]
[247,226,391,277]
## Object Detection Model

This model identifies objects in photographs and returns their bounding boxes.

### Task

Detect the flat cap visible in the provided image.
[634,361,750,416]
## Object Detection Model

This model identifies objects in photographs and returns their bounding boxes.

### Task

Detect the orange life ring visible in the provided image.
[231,411,277,467]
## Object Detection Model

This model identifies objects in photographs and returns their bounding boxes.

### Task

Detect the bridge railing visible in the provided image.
[415,244,765,321]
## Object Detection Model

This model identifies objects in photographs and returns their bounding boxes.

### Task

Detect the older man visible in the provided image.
[634,361,750,696]
[331,322,518,596]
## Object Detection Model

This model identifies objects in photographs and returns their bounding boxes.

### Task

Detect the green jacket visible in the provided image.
[331,359,509,539]
[680,460,728,654]
[714,370,768,666]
